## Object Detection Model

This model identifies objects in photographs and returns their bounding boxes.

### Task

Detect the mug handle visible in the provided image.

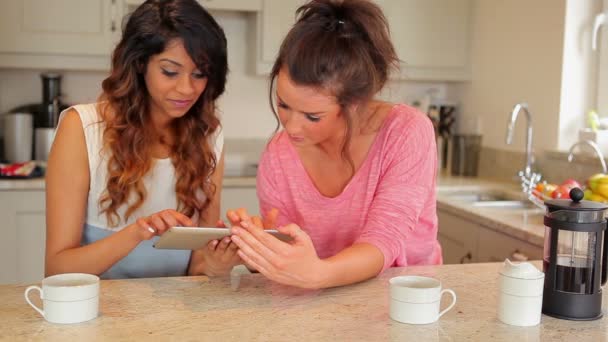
[24,286,45,317]
[438,289,457,318]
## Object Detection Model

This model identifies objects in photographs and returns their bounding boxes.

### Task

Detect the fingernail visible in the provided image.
[147,227,155,233]
[232,235,240,242]
[241,221,249,228]
[232,227,241,234]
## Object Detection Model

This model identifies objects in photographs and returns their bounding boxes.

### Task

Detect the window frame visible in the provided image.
[598,0,608,115]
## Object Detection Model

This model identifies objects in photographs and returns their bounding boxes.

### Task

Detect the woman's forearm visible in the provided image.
[316,243,385,288]
[45,224,142,277]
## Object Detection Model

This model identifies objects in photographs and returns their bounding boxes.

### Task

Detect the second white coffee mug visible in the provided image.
[389,275,457,325]
[24,273,100,324]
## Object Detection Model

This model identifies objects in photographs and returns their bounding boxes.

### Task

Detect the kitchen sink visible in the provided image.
[441,189,520,202]
[445,192,511,202]
[471,200,536,209]
[440,188,537,209]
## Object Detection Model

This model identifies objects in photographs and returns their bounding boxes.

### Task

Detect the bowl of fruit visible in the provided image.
[533,175,608,203]
[583,173,608,203]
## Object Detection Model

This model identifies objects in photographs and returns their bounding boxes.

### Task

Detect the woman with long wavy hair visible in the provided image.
[45,0,240,279]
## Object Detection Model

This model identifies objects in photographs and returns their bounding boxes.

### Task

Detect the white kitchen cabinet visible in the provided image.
[255,0,471,81]
[220,185,259,219]
[438,208,543,265]
[0,190,46,285]
[477,227,543,263]
[437,210,479,264]
[0,0,123,70]
[0,183,257,284]
[254,0,305,74]
[379,0,472,81]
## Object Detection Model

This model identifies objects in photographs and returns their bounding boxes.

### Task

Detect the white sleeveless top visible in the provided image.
[60,103,224,229]
[57,103,224,279]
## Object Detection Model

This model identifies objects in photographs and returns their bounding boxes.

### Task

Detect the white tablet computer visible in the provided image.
[153,227,292,250]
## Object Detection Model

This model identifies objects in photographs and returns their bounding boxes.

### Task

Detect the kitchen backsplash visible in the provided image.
[478,146,605,185]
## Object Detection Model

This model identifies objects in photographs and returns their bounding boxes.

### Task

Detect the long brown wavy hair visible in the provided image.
[97,0,228,227]
[269,0,399,175]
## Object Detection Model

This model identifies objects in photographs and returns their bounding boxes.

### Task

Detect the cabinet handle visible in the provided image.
[460,252,472,264]
[592,12,606,51]
[510,249,529,262]
[111,0,117,32]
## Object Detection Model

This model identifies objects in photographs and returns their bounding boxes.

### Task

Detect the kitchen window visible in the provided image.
[597,0,608,116]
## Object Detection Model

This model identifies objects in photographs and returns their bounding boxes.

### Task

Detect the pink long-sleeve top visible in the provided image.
[256,104,442,271]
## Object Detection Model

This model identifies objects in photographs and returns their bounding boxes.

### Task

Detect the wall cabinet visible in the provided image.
[0,0,471,81]
[438,209,543,264]
[378,0,472,81]
[254,0,305,74]
[0,0,123,70]
[0,191,46,285]
[0,0,261,70]
[255,0,472,80]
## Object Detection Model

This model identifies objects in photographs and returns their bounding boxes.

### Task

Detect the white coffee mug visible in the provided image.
[389,275,457,325]
[24,273,100,324]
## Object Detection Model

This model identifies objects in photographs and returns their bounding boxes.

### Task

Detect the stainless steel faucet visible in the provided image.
[506,103,534,177]
[568,139,608,174]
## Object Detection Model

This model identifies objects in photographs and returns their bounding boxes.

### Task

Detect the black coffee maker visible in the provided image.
[542,188,608,320]
[10,72,69,128]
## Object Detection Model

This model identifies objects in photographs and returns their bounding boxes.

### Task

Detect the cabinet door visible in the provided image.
[437,210,478,264]
[255,0,305,74]
[477,228,543,263]
[0,191,46,285]
[255,0,471,80]
[221,186,259,219]
[0,0,121,56]
[379,0,472,81]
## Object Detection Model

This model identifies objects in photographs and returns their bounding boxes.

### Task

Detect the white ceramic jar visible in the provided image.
[497,259,545,326]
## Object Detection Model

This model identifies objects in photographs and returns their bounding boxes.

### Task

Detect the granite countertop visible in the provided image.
[2,262,606,340]
[436,174,546,247]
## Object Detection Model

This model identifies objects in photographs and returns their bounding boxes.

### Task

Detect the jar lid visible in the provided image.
[499,259,544,279]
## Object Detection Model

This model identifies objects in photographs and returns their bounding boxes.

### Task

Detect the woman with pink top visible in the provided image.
[228,0,442,289]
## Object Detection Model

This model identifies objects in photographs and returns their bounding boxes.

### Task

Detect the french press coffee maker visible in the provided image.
[542,188,608,320]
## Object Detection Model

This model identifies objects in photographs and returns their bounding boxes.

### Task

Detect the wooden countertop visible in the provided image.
[2,262,607,341]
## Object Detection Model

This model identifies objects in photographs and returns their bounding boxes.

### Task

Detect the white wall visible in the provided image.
[460,0,604,153]
[0,11,452,140]
[558,0,603,150]
[459,0,567,152]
